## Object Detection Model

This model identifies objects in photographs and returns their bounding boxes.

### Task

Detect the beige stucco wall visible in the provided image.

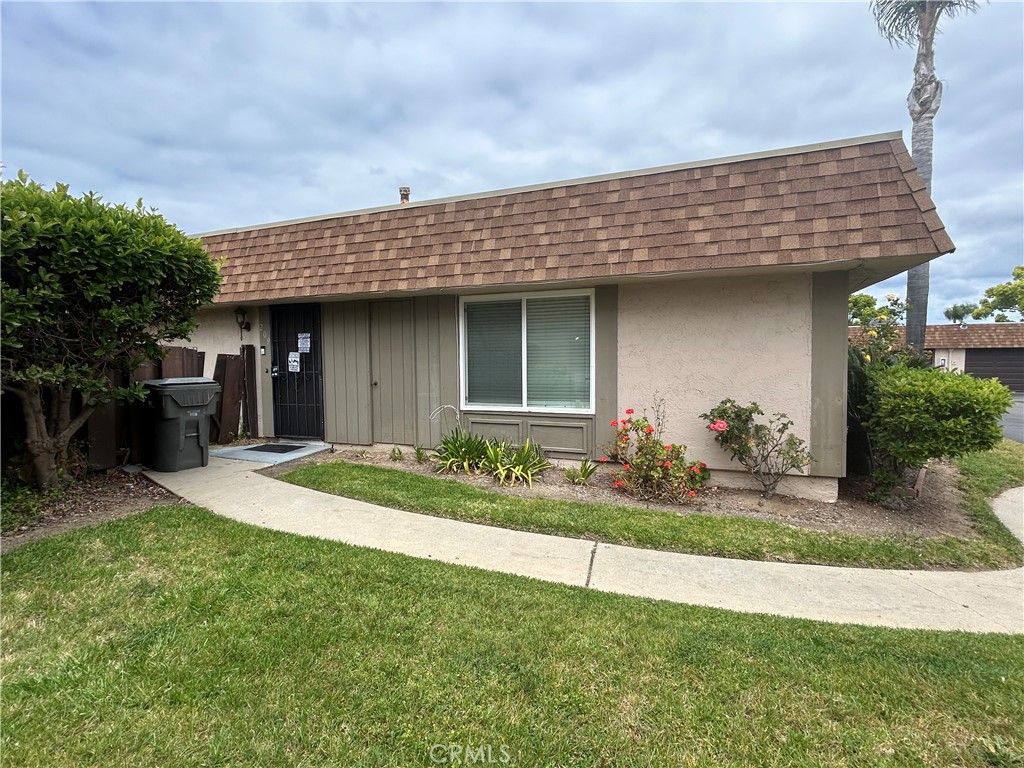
[183,308,255,378]
[932,347,966,372]
[617,274,835,501]
[181,307,267,435]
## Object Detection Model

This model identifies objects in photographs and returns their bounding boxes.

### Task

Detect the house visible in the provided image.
[186,131,953,501]
[928,324,1024,391]
[849,323,1024,392]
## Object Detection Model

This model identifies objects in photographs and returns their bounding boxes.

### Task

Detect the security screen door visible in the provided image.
[270,304,325,439]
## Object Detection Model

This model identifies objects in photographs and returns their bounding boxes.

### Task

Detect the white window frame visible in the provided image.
[459,288,596,415]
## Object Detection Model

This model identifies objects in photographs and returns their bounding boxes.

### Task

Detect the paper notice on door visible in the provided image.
[297,333,311,353]
[288,352,301,372]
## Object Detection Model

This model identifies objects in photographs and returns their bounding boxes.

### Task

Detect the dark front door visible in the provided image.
[271,304,325,438]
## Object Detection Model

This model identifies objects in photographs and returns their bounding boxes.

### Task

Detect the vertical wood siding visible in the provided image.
[370,301,417,445]
[321,301,372,444]
[414,295,460,447]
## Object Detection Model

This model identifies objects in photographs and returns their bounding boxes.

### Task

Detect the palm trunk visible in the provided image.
[905,98,935,351]
[904,4,942,352]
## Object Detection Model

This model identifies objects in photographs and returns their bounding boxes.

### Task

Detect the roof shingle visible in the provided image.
[849,324,1024,349]
[202,132,955,304]
[925,324,1024,350]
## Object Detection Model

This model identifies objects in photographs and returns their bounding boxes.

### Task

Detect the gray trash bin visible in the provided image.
[142,377,222,472]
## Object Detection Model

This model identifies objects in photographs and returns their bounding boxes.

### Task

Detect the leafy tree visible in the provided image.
[942,302,978,324]
[1,173,222,488]
[848,292,881,325]
[972,265,1023,322]
[870,0,981,351]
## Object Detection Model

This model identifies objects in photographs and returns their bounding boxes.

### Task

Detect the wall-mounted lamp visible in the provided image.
[234,307,251,339]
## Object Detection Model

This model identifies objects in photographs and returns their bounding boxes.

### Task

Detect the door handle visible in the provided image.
[372,381,379,387]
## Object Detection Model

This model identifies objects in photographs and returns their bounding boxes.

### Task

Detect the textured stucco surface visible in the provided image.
[183,308,256,378]
[710,468,838,503]
[617,275,821,493]
[182,307,265,433]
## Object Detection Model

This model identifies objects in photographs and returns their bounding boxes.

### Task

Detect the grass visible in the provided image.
[954,440,1024,558]
[280,441,1024,570]
[2,505,1022,767]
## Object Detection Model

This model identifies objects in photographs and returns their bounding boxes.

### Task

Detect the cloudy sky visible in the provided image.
[3,1,1021,323]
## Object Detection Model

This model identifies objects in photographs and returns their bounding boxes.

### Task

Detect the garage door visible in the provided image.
[965,348,1024,391]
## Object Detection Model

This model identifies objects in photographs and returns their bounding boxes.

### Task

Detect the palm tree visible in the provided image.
[870,0,980,351]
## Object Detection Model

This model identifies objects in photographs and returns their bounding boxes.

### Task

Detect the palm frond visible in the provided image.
[870,0,981,47]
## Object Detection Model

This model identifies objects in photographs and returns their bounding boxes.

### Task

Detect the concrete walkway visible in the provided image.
[146,458,1024,634]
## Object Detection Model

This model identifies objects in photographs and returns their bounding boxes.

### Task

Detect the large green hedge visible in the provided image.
[865,367,1012,484]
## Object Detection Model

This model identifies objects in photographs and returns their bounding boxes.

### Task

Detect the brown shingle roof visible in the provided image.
[926,324,1024,350]
[848,324,1024,349]
[202,132,954,304]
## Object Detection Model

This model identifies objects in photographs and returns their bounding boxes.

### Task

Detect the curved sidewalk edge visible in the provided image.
[145,458,1024,635]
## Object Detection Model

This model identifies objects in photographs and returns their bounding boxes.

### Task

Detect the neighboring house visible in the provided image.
[849,323,1024,392]
[186,131,953,501]
[928,324,1024,391]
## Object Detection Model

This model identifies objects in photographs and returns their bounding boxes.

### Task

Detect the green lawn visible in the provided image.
[2,506,1022,767]
[280,441,1024,570]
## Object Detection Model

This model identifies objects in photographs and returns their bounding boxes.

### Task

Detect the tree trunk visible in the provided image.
[7,381,98,488]
[904,4,943,352]
[19,383,61,488]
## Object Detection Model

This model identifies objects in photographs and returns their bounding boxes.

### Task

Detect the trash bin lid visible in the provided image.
[143,377,218,387]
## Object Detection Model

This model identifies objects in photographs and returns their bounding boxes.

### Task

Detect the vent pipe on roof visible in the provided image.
[399,187,410,204]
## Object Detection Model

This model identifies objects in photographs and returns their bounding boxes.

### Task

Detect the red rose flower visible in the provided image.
[664,445,672,451]
[625,409,634,415]
[664,461,672,468]
[688,490,697,497]
[599,457,608,463]
[611,420,618,427]
[622,464,630,470]
[645,426,654,434]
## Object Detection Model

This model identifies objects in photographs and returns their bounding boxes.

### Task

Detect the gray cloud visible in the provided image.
[3,1,1020,322]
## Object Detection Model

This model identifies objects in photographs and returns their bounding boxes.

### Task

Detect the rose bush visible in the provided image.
[700,399,812,499]
[605,406,710,503]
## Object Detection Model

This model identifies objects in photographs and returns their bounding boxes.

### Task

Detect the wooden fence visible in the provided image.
[2,345,259,473]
